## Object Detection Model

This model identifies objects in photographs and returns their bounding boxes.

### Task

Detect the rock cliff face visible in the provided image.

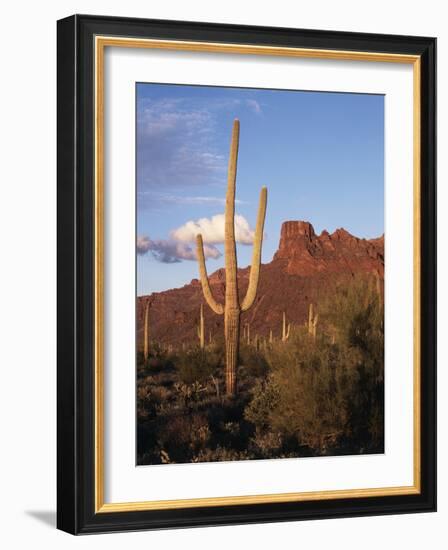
[137,221,384,349]
[274,221,384,276]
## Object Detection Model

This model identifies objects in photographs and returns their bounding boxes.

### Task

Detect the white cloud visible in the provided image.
[137,235,152,255]
[137,235,221,263]
[171,213,255,245]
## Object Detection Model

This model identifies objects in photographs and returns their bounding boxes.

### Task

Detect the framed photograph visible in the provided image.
[57,14,436,534]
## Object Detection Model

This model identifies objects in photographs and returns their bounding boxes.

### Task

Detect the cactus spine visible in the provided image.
[308,303,319,340]
[282,311,291,342]
[197,304,205,349]
[196,119,267,395]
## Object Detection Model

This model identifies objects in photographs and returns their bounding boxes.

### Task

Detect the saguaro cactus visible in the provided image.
[197,304,205,349]
[282,311,291,342]
[196,119,267,395]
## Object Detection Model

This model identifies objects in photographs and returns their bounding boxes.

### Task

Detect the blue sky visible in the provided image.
[136,83,384,295]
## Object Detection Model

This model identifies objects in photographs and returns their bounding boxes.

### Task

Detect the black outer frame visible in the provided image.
[57,14,436,535]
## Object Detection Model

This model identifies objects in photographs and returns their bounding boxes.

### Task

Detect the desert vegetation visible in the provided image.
[137,275,384,465]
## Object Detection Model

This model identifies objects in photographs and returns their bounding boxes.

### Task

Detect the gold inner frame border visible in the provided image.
[94,35,421,513]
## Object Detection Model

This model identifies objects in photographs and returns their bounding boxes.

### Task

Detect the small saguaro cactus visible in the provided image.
[196,119,268,395]
[308,303,319,340]
[197,304,205,349]
[269,329,273,344]
[282,311,291,343]
[246,323,251,345]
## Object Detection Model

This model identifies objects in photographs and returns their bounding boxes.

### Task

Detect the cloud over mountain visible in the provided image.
[171,213,255,245]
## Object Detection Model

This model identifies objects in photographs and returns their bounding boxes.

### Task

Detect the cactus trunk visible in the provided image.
[225,308,240,394]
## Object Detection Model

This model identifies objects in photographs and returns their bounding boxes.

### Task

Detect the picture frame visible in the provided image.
[57,14,436,534]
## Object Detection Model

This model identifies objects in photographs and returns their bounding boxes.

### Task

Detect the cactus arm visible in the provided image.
[196,234,224,315]
[241,186,268,312]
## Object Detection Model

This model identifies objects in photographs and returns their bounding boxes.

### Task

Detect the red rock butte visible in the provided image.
[274,220,384,277]
[137,221,384,348]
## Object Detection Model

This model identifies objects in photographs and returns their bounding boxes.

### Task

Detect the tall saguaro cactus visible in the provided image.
[196,119,267,395]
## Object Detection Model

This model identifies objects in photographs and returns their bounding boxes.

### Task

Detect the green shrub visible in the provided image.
[176,348,221,384]
[239,344,269,377]
[244,378,280,430]
[246,277,385,454]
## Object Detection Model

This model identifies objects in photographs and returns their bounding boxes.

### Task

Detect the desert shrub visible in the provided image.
[268,344,361,451]
[154,411,212,463]
[239,344,269,377]
[319,275,383,349]
[249,429,283,457]
[320,276,384,450]
[244,378,280,430]
[176,348,220,384]
[173,381,207,409]
[136,385,154,419]
[249,277,384,454]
